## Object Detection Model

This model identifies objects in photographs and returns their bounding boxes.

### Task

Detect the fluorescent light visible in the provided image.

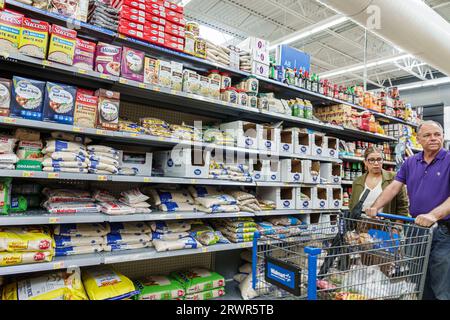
[181,0,192,6]
[199,25,234,46]
[269,16,348,51]
[399,77,450,91]
[320,54,412,78]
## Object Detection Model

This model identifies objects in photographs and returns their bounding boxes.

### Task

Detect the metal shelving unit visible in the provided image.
[340,155,396,166]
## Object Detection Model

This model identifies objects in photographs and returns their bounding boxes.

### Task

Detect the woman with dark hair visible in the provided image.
[349,146,409,216]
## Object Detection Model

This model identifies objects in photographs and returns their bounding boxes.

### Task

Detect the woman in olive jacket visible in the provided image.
[349,147,409,216]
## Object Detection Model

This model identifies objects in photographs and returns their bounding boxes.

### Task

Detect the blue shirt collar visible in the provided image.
[417,149,446,162]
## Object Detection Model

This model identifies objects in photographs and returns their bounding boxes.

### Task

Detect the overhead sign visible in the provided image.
[276,45,311,72]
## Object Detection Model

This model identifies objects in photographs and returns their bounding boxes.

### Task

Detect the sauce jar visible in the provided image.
[220,72,232,90]
[184,31,196,56]
[221,87,238,104]
[194,36,206,59]
[248,93,258,108]
[186,21,200,36]
[208,69,222,82]
[238,89,249,107]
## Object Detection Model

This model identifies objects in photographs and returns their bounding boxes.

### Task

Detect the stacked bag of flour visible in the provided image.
[257,216,305,240]
[119,189,152,214]
[171,268,226,300]
[239,52,252,73]
[42,139,90,174]
[209,161,253,182]
[133,274,186,300]
[0,226,55,266]
[0,136,18,170]
[53,223,109,257]
[229,190,262,213]
[189,220,230,247]
[211,217,257,243]
[188,186,240,214]
[86,145,119,175]
[150,220,202,252]
[42,188,100,214]
[206,40,231,66]
[93,190,136,216]
[104,222,152,253]
[146,188,196,212]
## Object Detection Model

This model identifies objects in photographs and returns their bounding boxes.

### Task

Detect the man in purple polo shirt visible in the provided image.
[366,121,450,300]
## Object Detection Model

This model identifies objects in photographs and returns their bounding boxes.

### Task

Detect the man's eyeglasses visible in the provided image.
[367,158,384,164]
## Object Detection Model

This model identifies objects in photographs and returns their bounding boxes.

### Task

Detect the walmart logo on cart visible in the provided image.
[267,263,294,288]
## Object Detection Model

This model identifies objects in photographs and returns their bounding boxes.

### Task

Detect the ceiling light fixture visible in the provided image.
[398,77,450,91]
[319,54,412,78]
[269,16,349,51]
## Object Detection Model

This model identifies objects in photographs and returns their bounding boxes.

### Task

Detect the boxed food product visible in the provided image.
[11,76,46,120]
[96,89,120,131]
[48,0,89,22]
[165,39,184,52]
[48,24,77,66]
[43,82,77,125]
[0,10,24,53]
[165,20,185,37]
[143,33,164,46]
[171,68,183,91]
[118,26,145,41]
[18,17,50,59]
[95,42,122,77]
[171,268,225,295]
[144,57,159,85]
[165,9,185,26]
[182,69,200,94]
[158,60,172,88]
[73,38,96,70]
[74,91,98,128]
[120,5,147,24]
[120,47,145,82]
[0,78,12,116]
[134,275,185,300]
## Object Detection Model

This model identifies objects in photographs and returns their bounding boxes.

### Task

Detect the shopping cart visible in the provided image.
[251,213,434,300]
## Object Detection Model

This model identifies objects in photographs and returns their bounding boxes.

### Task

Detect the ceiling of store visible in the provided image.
[176,0,450,89]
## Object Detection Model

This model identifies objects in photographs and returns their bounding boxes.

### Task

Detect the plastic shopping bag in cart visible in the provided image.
[368,229,400,253]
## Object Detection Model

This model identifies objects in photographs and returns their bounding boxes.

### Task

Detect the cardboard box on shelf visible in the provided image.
[325,136,340,158]
[328,187,343,210]
[293,129,313,156]
[281,159,303,183]
[279,129,294,155]
[257,125,280,152]
[252,61,270,78]
[312,187,329,209]
[153,148,211,179]
[296,187,312,210]
[266,160,281,182]
[0,10,23,54]
[95,89,120,131]
[118,151,152,176]
[302,160,320,184]
[73,91,98,128]
[257,187,295,210]
[312,133,327,157]
[220,121,258,150]
[320,163,342,185]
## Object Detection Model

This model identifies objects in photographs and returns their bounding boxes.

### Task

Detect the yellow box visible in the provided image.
[19,18,50,59]
[0,10,23,53]
[48,24,77,66]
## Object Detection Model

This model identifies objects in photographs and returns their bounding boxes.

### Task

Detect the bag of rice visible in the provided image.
[42,140,86,154]
[171,269,225,295]
[43,188,92,203]
[152,232,190,241]
[148,189,194,206]
[188,186,220,198]
[104,242,151,252]
[109,222,151,235]
[185,287,226,300]
[195,195,237,207]
[120,189,149,205]
[54,235,105,248]
[93,190,116,202]
[159,202,196,212]
[82,267,139,300]
[150,221,191,234]
[0,226,53,252]
[1,268,89,300]
[105,233,151,246]
[153,237,201,252]
[55,245,104,257]
[99,202,136,215]
[0,251,53,266]
[87,145,118,155]
[134,275,185,300]
[53,223,110,237]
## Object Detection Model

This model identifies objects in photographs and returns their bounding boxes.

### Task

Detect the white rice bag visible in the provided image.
[0,154,19,164]
[106,233,152,246]
[88,152,119,160]
[42,140,86,154]
[121,189,149,205]
[54,223,111,237]
[149,189,194,206]
[89,161,119,173]
[88,169,117,175]
[103,242,152,252]
[44,202,101,214]
[42,159,89,168]
[54,235,105,248]
[48,152,88,162]
[0,136,17,154]
[188,186,220,198]
[43,167,89,173]
[152,232,190,241]
[195,204,240,214]
[87,145,118,155]
[159,202,196,212]
[43,189,92,202]
[93,190,116,202]
[55,245,104,256]
[88,155,119,166]
[150,221,191,234]
[119,199,150,208]
[195,195,237,208]
[153,237,201,252]
[109,222,152,234]
[99,202,136,215]
[0,164,15,170]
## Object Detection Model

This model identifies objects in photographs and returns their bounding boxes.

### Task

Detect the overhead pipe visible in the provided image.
[318,0,450,76]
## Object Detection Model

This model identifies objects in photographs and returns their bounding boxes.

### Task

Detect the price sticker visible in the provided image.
[72,127,82,133]
[2,117,16,124]
[77,68,87,74]
[96,129,107,135]
[53,261,65,270]
[143,177,152,183]
[119,78,128,84]
[0,0,4,11]
[118,34,126,39]
[48,173,59,179]
[98,175,107,181]
[153,86,161,92]
[175,214,182,219]
[99,74,109,79]
[240,243,248,248]
[138,83,146,89]
[191,179,197,184]
[42,60,51,67]
[22,171,34,178]
[48,217,60,224]
[129,133,139,137]
[170,90,177,95]
[202,248,208,253]
[158,137,165,141]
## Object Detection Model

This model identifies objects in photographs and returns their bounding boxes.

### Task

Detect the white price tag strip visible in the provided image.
[22,171,34,178]
[48,217,60,224]
[53,261,65,269]
[1,117,16,124]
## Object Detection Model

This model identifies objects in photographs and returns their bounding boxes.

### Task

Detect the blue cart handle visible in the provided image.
[376,213,416,223]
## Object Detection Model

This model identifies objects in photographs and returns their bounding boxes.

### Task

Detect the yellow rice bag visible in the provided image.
[0,251,53,266]
[2,268,88,300]
[0,226,54,252]
[82,267,138,300]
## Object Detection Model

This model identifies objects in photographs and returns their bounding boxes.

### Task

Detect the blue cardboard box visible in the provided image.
[11,76,45,120]
[43,82,77,125]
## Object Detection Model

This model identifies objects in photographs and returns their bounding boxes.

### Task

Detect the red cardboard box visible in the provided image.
[165,20,185,37]
[165,9,185,26]
[147,0,183,13]
[143,33,165,45]
[164,33,184,45]
[120,0,166,17]
[119,19,164,35]
[120,5,166,25]
[164,39,184,52]
[119,26,145,40]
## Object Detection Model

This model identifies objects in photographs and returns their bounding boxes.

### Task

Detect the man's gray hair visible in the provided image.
[417,121,444,135]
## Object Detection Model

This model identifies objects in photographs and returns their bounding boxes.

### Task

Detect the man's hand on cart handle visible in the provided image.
[415,212,440,227]
[365,207,379,218]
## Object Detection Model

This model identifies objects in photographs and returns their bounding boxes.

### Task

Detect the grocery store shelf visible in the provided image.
[0,253,102,276]
[256,181,341,187]
[341,180,354,185]
[217,281,243,301]
[0,211,106,226]
[101,243,253,264]
[340,155,396,166]
[253,209,341,217]
[340,127,398,142]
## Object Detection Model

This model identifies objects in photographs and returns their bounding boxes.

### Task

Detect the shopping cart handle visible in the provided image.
[376,213,416,223]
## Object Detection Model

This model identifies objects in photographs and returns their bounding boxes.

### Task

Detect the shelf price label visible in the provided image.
[77,68,87,75]
[191,179,197,184]
[138,83,146,89]
[22,171,34,178]
[47,173,59,179]
[119,78,128,84]
[143,177,152,183]
[42,60,51,67]
[72,127,82,133]
[202,248,208,253]
[153,86,161,92]
[96,129,107,135]
[175,214,182,219]
[97,175,108,181]
[48,217,60,224]
[53,261,65,269]
[0,0,4,10]
[1,117,16,124]
[0,50,8,59]
[99,74,109,79]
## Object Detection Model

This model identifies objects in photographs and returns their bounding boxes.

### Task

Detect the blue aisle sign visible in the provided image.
[276,45,311,72]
